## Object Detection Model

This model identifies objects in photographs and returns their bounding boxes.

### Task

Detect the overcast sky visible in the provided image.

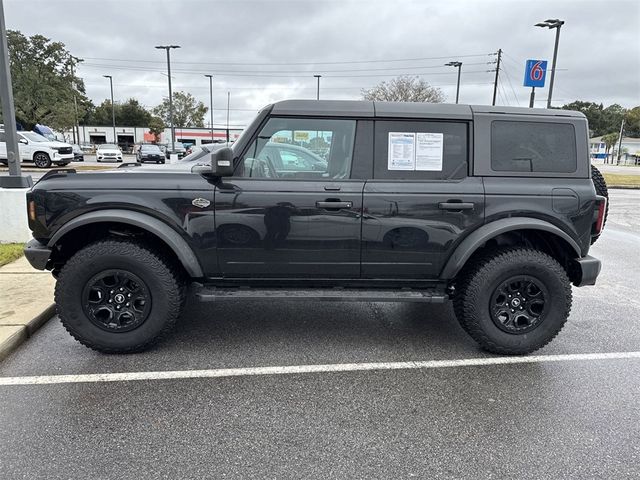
[6,0,640,127]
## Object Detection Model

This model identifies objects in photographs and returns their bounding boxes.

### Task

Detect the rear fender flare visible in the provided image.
[48,209,204,277]
[440,217,581,280]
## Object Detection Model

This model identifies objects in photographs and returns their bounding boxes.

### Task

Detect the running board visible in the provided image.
[196,287,447,303]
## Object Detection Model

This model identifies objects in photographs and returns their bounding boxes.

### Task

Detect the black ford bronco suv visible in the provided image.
[24,101,608,355]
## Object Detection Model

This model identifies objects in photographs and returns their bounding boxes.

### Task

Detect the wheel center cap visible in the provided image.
[114,293,126,304]
[511,298,521,308]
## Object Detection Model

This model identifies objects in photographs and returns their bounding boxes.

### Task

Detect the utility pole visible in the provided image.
[0,0,30,187]
[226,91,230,144]
[103,75,116,145]
[205,74,214,143]
[155,45,180,153]
[314,74,321,100]
[445,61,462,104]
[492,49,502,106]
[616,118,625,164]
[535,19,564,108]
[70,56,81,145]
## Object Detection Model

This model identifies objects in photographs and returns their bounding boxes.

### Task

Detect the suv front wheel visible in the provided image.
[454,248,571,355]
[55,239,185,353]
[33,152,52,168]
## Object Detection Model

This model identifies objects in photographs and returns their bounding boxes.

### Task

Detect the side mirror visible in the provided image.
[211,147,234,177]
[19,138,28,145]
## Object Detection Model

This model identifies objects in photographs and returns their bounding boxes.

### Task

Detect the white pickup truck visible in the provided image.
[0,130,74,168]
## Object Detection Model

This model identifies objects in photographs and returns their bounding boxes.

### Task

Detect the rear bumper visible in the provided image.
[573,255,601,287]
[24,238,52,270]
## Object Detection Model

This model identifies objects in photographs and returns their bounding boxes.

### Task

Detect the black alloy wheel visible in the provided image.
[489,276,548,334]
[82,269,151,332]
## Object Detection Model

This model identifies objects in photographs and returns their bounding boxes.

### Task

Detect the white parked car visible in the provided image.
[96,144,123,162]
[0,130,74,168]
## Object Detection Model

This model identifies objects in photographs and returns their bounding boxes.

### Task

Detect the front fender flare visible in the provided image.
[440,217,582,280]
[48,209,204,278]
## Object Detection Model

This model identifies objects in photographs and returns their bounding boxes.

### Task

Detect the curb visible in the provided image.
[0,304,56,362]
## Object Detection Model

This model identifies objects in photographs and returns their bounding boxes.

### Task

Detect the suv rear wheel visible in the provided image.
[454,248,571,355]
[55,239,185,353]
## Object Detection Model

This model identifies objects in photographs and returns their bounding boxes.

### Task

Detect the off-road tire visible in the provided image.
[590,164,609,244]
[33,152,52,168]
[55,239,185,353]
[453,248,572,355]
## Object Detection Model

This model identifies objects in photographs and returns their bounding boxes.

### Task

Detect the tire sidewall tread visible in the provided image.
[55,239,185,353]
[454,247,572,355]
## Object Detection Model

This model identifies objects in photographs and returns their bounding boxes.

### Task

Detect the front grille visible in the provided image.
[58,147,72,154]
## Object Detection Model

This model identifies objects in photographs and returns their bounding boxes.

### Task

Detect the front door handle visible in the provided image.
[316,201,353,210]
[439,202,475,211]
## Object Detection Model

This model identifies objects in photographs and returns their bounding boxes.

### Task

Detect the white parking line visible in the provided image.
[1,351,639,386]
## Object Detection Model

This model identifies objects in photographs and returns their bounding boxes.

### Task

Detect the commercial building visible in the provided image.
[65,125,244,151]
[589,136,640,165]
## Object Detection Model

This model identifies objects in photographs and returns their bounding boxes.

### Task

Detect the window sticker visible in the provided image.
[388,132,415,170]
[415,132,443,171]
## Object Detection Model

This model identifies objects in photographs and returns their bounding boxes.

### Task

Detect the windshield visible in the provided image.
[20,132,49,142]
[141,145,162,152]
[99,144,118,149]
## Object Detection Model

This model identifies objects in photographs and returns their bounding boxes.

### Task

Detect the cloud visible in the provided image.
[6,0,639,126]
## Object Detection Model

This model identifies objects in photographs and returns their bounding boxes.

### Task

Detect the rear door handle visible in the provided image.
[316,201,352,210]
[439,202,475,211]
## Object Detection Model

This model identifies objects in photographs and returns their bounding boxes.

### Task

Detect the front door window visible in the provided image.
[237,118,356,180]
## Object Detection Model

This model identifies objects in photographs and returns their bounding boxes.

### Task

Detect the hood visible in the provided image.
[97,148,122,153]
[46,141,72,149]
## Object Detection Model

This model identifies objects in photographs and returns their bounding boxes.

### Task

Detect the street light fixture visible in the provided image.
[445,61,462,104]
[102,75,116,146]
[155,45,180,155]
[313,74,321,100]
[204,75,214,143]
[535,18,564,109]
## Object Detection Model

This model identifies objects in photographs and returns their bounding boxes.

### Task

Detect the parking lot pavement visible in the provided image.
[0,189,639,479]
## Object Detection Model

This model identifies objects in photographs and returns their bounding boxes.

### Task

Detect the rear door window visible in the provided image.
[373,121,468,180]
[491,121,577,173]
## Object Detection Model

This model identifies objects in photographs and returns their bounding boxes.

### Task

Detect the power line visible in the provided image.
[80,63,493,78]
[81,61,491,75]
[81,52,496,67]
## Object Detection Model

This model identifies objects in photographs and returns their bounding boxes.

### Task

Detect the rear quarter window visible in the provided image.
[491,121,576,173]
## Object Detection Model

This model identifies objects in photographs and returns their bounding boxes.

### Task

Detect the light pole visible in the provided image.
[314,74,321,100]
[445,61,462,104]
[155,45,180,153]
[102,75,116,146]
[204,74,214,143]
[535,18,564,109]
[0,0,30,187]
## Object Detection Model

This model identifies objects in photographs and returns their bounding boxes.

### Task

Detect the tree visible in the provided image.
[361,76,445,103]
[84,98,152,126]
[120,98,152,126]
[625,107,640,137]
[561,101,606,136]
[601,132,619,164]
[148,116,165,143]
[153,91,208,128]
[3,30,90,131]
[560,101,629,137]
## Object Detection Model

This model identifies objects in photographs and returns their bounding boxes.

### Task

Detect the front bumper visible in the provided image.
[573,255,601,287]
[24,238,52,271]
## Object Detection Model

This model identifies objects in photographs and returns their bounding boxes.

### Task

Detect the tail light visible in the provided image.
[592,196,607,236]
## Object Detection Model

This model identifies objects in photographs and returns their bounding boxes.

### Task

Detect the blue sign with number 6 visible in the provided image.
[524,60,547,87]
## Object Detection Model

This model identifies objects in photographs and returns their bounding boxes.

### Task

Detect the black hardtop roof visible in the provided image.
[268,99,585,119]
